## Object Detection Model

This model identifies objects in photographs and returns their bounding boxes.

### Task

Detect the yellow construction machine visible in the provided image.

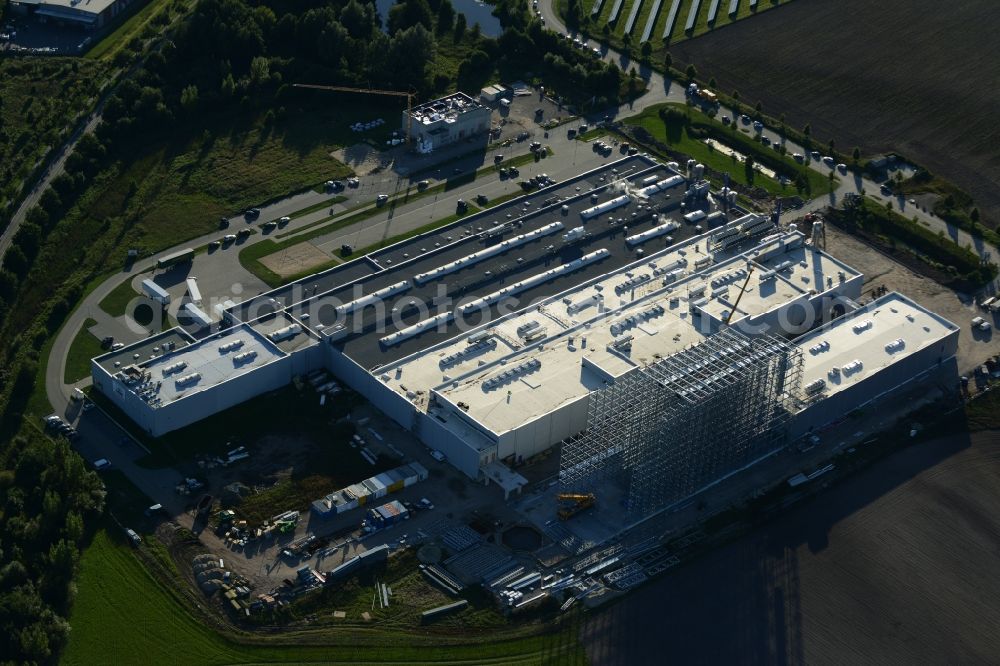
[557,492,596,521]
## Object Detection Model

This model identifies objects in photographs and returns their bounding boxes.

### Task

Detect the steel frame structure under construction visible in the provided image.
[559,328,803,518]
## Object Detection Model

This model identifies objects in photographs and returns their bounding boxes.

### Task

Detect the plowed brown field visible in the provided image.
[582,430,1000,664]
[670,0,1000,224]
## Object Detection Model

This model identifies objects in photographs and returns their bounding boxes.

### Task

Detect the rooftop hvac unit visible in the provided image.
[175,372,201,387]
[804,378,826,395]
[268,323,302,342]
[841,359,863,375]
[885,338,905,352]
[161,361,187,377]
[852,319,873,333]
[808,340,831,354]
[219,339,245,353]
[233,350,258,364]
[516,320,541,337]
[580,195,630,220]
[611,335,633,350]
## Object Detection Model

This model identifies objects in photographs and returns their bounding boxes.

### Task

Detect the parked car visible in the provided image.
[456,199,468,213]
[93,458,112,471]
[429,449,446,462]
[125,528,141,546]
[244,208,260,219]
[417,179,430,190]
[111,342,124,350]
[376,194,389,205]
[208,240,221,250]
[347,177,360,187]
[508,166,519,177]
[219,217,230,228]
[262,220,277,230]
[101,336,115,349]
[278,216,291,226]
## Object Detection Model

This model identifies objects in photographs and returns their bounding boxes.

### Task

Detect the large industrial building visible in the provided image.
[10,0,141,29]
[404,92,491,154]
[93,154,960,513]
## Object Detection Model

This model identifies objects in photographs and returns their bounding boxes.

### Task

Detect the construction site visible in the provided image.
[91,153,963,608]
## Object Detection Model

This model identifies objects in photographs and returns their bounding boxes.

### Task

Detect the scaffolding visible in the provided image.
[559,328,802,519]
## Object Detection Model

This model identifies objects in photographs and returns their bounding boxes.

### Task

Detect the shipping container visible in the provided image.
[157,247,194,269]
[368,499,408,528]
[385,469,406,493]
[364,476,388,498]
[347,483,371,506]
[141,279,171,305]
[409,461,430,482]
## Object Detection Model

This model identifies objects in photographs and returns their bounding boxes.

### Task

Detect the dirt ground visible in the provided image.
[670,0,1000,225]
[822,222,998,374]
[581,428,1000,665]
[259,241,333,278]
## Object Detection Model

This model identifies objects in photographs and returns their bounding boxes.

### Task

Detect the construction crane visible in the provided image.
[724,266,755,325]
[557,492,596,521]
[293,83,417,145]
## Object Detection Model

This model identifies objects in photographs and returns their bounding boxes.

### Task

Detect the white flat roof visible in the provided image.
[796,292,959,402]
[384,230,854,438]
[35,0,115,15]
[126,324,285,408]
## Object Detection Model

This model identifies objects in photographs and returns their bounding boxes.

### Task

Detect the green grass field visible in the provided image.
[84,0,176,61]
[64,530,586,665]
[98,271,152,316]
[64,318,102,384]
[622,103,829,194]
[89,110,354,264]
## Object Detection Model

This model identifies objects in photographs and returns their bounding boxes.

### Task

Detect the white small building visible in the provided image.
[404,93,492,153]
[480,85,506,103]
